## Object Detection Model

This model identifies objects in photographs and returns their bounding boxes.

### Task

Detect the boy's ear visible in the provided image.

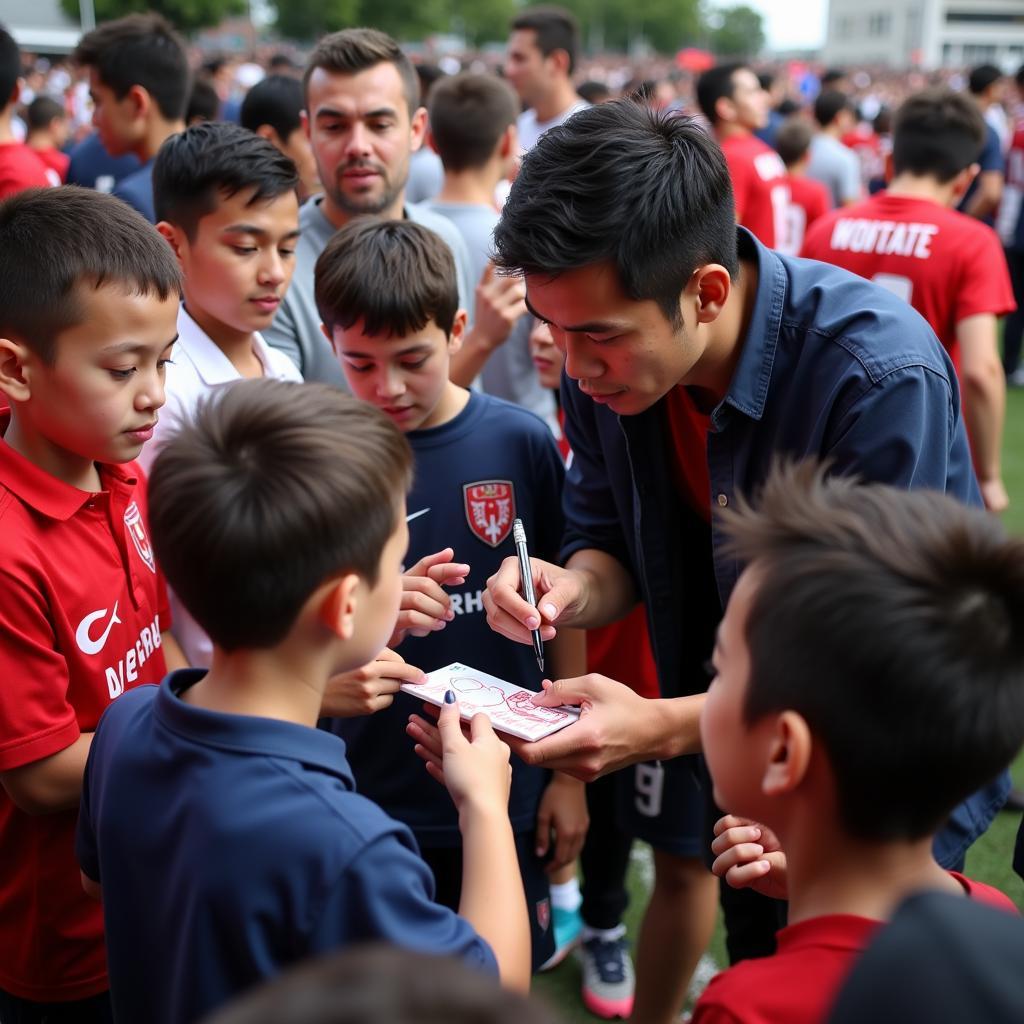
[126,83,152,122]
[0,337,36,403]
[950,163,980,202]
[499,123,516,159]
[318,573,362,641]
[761,711,812,797]
[254,123,282,148]
[156,221,187,264]
[447,309,468,355]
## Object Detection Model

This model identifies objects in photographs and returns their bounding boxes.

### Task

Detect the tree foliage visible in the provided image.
[61,0,246,34]
[707,4,766,57]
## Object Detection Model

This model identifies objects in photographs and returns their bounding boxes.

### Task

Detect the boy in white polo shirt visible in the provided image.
[142,121,302,666]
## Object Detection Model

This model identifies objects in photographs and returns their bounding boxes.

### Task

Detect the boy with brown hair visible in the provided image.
[315,218,587,975]
[76,378,530,1024]
[692,460,1024,1023]
[73,13,190,221]
[0,185,182,1021]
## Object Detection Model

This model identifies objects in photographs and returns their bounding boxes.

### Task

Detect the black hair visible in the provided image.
[0,25,21,104]
[892,88,986,183]
[820,68,846,87]
[968,64,1003,97]
[721,460,1024,843]
[813,89,851,127]
[0,186,180,362]
[492,101,737,329]
[428,73,519,172]
[315,218,459,338]
[240,74,304,142]
[153,122,298,241]
[773,115,813,167]
[415,63,446,106]
[149,379,412,653]
[26,95,65,132]
[510,6,580,75]
[695,62,748,124]
[186,76,221,125]
[74,13,190,122]
[577,80,611,104]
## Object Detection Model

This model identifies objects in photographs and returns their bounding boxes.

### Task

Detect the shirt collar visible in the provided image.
[176,306,274,386]
[0,411,137,521]
[712,227,786,429]
[775,913,881,954]
[155,669,357,788]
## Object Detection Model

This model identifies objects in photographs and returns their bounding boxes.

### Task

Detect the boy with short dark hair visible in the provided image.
[240,74,320,202]
[25,95,70,183]
[772,115,830,255]
[425,71,556,429]
[76,378,530,1024]
[0,185,181,1020]
[73,13,190,221]
[801,87,1015,513]
[692,460,1023,1023]
[142,120,303,666]
[315,218,587,974]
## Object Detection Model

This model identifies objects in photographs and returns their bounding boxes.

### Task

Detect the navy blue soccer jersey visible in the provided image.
[329,391,566,845]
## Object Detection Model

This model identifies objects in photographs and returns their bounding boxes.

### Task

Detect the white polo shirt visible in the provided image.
[140,305,303,668]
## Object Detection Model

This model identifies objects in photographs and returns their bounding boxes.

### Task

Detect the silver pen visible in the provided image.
[512,517,545,672]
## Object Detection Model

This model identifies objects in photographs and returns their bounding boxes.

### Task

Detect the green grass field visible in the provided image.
[532,388,1024,1022]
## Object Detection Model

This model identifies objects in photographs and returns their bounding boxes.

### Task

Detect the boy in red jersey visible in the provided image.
[0,187,182,1021]
[772,115,831,255]
[0,28,49,197]
[802,88,1015,512]
[696,62,790,249]
[692,461,1022,1024]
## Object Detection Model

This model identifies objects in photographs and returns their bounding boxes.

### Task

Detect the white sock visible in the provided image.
[581,923,626,942]
[549,877,582,911]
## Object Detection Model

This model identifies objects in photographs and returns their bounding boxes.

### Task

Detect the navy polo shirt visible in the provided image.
[112,159,156,222]
[560,227,1005,868]
[76,671,496,1024]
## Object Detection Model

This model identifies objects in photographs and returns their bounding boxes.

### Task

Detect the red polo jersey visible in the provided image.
[0,419,170,1001]
[719,132,790,248]
[801,192,1016,376]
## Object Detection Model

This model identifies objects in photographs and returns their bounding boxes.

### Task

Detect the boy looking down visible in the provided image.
[76,379,530,1024]
[693,460,1023,1023]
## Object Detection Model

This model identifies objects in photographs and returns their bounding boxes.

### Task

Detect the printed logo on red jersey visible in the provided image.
[463,480,516,548]
[75,602,122,656]
[124,500,156,573]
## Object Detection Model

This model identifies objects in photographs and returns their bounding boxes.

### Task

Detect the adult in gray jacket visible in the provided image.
[264,29,521,387]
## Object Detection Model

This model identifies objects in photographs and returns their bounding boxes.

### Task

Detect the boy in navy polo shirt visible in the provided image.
[314,219,588,973]
[0,186,182,1022]
[76,378,530,1024]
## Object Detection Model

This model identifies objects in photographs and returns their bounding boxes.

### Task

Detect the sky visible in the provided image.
[742,0,828,52]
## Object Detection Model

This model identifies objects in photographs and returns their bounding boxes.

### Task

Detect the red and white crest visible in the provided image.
[535,896,551,933]
[124,500,156,574]
[463,480,516,548]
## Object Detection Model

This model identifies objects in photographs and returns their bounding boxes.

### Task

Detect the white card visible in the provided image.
[400,661,581,742]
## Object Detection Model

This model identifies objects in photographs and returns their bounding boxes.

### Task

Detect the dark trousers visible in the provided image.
[0,989,112,1024]
[580,769,634,930]
[1002,248,1024,376]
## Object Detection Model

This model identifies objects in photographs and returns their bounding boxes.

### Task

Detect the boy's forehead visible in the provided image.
[335,320,446,352]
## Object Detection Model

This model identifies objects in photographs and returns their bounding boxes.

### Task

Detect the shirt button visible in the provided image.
[716,493,729,507]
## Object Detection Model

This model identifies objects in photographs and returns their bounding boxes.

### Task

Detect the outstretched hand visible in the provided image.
[392,547,469,646]
[710,815,789,901]
[483,556,589,646]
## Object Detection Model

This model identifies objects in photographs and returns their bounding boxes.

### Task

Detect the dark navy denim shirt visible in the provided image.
[559,228,1005,868]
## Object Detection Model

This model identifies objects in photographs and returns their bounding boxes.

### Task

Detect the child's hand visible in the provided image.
[471,264,528,350]
[535,772,589,873]
[411,695,512,819]
[320,648,425,718]
[710,815,789,901]
[391,548,470,646]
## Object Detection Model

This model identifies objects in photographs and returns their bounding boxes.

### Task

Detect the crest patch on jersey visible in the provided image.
[463,480,516,548]
[124,501,156,574]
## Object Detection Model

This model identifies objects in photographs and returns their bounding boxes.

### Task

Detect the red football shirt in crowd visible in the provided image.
[801,191,1016,374]
[719,132,790,249]
[777,173,831,255]
[0,141,51,197]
